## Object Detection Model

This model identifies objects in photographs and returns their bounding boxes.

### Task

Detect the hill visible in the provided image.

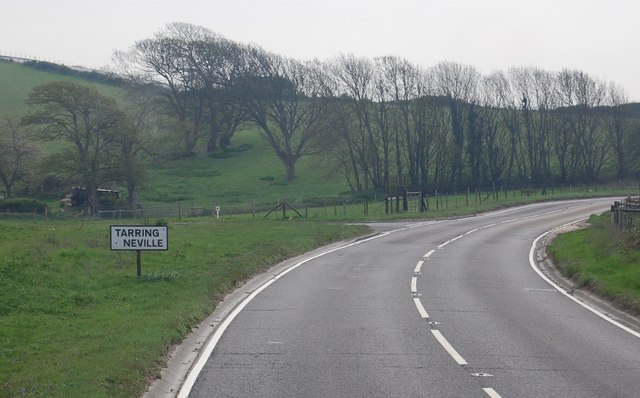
[0,59,123,117]
[0,60,351,208]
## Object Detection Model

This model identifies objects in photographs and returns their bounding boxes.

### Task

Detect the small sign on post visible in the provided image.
[110,225,168,277]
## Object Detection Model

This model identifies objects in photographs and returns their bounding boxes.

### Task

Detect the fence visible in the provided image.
[611,196,640,230]
[96,203,207,220]
[5,181,634,222]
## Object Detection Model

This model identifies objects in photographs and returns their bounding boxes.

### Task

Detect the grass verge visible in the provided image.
[548,213,640,315]
[0,219,370,397]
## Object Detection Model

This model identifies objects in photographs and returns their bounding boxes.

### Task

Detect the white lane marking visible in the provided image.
[464,228,479,236]
[411,276,418,293]
[483,387,502,398]
[438,240,451,249]
[530,222,640,339]
[424,249,436,258]
[450,234,464,243]
[177,232,390,398]
[544,209,563,215]
[414,260,424,273]
[431,329,468,365]
[413,297,429,319]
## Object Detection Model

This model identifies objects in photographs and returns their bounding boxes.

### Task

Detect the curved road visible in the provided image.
[183,198,640,397]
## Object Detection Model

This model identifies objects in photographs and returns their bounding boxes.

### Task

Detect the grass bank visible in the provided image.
[0,219,370,397]
[548,213,640,314]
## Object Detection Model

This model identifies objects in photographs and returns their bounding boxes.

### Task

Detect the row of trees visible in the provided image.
[2,22,638,213]
[113,23,640,193]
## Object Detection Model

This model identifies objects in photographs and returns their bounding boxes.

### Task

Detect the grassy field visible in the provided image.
[142,127,350,207]
[0,61,122,118]
[0,218,370,397]
[548,213,640,314]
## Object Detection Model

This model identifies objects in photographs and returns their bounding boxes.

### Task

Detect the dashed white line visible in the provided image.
[424,249,436,258]
[437,240,451,249]
[483,387,502,398]
[450,234,464,243]
[431,329,468,365]
[413,297,429,319]
[411,276,418,293]
[414,260,424,273]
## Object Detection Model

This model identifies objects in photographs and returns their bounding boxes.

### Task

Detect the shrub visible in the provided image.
[0,198,48,212]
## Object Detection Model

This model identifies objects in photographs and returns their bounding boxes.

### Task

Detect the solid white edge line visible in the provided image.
[177,232,390,398]
[431,329,468,365]
[414,260,424,273]
[529,222,640,339]
[413,297,429,319]
[483,387,502,398]
[411,276,418,293]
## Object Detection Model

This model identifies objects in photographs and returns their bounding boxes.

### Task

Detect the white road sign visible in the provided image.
[110,226,168,251]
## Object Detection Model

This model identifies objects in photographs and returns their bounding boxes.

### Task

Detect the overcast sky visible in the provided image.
[3,0,639,101]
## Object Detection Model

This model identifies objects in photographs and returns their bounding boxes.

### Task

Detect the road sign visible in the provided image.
[110,226,168,251]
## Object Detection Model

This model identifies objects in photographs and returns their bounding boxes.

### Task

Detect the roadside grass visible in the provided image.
[548,213,640,314]
[0,219,370,397]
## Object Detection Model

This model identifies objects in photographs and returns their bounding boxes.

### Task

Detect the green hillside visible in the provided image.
[144,129,349,207]
[0,60,351,208]
[0,60,122,117]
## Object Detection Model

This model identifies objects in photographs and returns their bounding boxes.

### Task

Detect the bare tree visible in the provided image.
[604,83,632,179]
[236,49,332,180]
[24,82,122,214]
[479,75,510,186]
[0,117,42,198]
[328,55,380,191]
[556,69,608,181]
[114,23,210,156]
[432,61,479,189]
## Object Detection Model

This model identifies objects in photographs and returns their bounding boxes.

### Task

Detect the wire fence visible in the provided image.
[2,181,638,222]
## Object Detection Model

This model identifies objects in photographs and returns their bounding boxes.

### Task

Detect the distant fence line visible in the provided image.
[1,181,638,221]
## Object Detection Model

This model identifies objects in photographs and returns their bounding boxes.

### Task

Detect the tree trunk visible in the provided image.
[285,160,296,181]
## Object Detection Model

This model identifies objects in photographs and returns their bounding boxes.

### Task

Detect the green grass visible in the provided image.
[0,219,370,397]
[0,61,122,118]
[143,127,350,207]
[548,213,640,314]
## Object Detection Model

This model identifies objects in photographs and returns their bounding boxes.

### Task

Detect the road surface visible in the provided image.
[182,198,640,397]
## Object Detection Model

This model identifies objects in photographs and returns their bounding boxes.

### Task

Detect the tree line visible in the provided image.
[2,22,639,213]
[113,22,640,192]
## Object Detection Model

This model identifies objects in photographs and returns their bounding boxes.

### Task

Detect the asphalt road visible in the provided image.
[183,198,640,397]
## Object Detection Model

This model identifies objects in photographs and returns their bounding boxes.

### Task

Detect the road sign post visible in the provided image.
[110,225,168,277]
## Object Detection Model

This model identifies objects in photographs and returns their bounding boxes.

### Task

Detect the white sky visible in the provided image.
[2,0,639,101]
